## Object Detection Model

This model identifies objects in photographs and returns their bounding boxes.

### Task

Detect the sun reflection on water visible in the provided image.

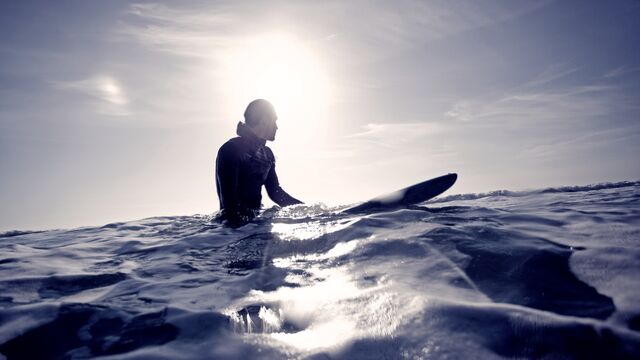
[226,216,413,354]
[227,206,488,356]
[270,218,357,241]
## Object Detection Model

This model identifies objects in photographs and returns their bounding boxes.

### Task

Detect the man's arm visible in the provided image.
[265,163,303,207]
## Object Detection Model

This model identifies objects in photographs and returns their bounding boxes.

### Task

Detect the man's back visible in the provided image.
[216,119,301,225]
[216,123,274,212]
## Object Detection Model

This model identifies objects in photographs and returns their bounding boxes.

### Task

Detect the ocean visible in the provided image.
[1,181,639,359]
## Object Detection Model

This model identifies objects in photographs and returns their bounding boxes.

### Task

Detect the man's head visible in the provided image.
[244,99,278,141]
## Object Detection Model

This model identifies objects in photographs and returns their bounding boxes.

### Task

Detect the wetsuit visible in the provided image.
[215,122,302,226]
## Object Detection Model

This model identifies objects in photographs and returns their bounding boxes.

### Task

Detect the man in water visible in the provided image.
[216,99,303,227]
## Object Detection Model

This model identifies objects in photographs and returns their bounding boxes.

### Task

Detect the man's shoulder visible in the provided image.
[220,136,243,150]
[217,137,243,157]
[263,145,276,160]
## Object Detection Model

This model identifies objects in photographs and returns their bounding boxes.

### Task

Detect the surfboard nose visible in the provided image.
[344,173,459,214]
[449,173,458,184]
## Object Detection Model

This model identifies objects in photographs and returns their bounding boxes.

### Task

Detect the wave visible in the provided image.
[1,181,639,358]
[0,230,47,239]
[428,180,640,204]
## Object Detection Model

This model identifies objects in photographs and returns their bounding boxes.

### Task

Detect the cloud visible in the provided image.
[337,0,547,47]
[114,1,553,121]
[442,64,640,165]
[448,86,613,124]
[346,122,445,148]
[119,2,268,61]
[524,125,640,159]
[55,75,131,116]
[321,121,455,172]
[119,1,547,60]
[601,65,640,79]
[522,63,580,88]
[120,3,236,59]
[445,65,624,126]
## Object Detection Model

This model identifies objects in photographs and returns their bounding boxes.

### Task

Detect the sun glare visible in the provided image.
[223,33,332,141]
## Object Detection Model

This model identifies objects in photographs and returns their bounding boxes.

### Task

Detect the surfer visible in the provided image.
[215,99,303,227]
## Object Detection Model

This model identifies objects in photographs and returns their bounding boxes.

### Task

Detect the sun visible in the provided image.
[223,33,332,140]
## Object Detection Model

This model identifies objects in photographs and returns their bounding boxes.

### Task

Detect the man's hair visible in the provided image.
[244,99,275,126]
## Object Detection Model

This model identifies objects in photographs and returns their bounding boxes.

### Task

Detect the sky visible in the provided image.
[1,0,639,231]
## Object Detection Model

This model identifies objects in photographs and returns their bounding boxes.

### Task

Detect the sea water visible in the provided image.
[1,181,639,359]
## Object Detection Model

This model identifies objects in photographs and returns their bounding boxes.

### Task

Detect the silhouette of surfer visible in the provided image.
[216,99,303,227]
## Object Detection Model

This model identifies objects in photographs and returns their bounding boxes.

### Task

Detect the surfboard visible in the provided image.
[343,173,457,214]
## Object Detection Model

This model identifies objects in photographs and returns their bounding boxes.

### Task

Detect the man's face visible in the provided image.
[254,111,278,141]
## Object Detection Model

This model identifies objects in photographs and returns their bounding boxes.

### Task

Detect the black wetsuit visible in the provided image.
[215,122,302,225]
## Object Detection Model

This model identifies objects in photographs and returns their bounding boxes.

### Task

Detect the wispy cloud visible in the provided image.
[346,122,445,148]
[115,1,553,120]
[521,63,580,88]
[54,75,131,116]
[120,3,236,59]
[120,1,547,59]
[601,65,640,79]
[334,0,549,48]
[524,125,640,159]
[323,121,455,172]
[445,65,624,126]
[442,64,640,165]
[446,85,616,126]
